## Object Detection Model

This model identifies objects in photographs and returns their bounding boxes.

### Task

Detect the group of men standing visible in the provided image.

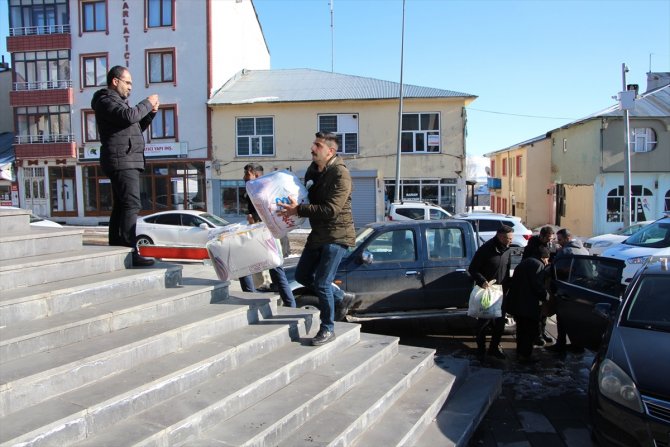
[468,224,589,363]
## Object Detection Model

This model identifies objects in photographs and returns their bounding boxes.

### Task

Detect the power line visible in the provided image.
[465,107,575,120]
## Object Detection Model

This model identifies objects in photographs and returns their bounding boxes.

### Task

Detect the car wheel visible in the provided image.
[136,235,154,247]
[295,293,320,311]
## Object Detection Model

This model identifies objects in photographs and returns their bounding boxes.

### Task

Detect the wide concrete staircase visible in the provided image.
[0,208,501,446]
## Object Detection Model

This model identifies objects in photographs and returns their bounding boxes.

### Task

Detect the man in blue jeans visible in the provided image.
[278,132,356,346]
[238,163,295,308]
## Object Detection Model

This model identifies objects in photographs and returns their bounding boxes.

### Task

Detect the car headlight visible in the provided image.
[626,256,650,265]
[593,241,612,248]
[598,359,643,412]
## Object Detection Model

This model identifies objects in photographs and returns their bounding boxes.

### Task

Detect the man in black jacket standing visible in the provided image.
[92,66,159,266]
[468,225,514,360]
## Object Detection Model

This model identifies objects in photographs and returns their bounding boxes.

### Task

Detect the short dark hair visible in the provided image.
[556,228,572,239]
[537,246,551,259]
[539,225,555,237]
[107,65,128,86]
[243,163,264,174]
[496,224,514,235]
[315,131,339,149]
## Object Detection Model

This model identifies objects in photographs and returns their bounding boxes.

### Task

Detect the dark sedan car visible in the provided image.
[588,257,670,447]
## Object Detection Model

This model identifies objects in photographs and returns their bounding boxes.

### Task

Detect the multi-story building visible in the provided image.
[5,0,269,224]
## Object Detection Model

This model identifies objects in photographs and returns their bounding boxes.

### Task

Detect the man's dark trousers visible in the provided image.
[108,168,142,248]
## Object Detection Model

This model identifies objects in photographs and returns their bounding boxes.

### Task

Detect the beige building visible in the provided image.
[485,135,553,230]
[208,69,477,226]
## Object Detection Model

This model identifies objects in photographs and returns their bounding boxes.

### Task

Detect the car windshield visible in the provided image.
[622,274,670,332]
[615,222,648,236]
[344,227,375,258]
[200,213,230,226]
[623,221,670,248]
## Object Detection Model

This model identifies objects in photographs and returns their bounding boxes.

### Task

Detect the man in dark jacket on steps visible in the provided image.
[278,132,356,346]
[91,66,159,267]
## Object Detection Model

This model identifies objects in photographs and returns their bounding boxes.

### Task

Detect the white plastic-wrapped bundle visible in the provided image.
[206,223,283,282]
[245,170,309,239]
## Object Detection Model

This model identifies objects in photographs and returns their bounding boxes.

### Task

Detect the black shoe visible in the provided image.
[546,343,566,354]
[132,254,155,267]
[311,329,336,346]
[533,337,546,347]
[487,345,506,359]
[334,292,356,321]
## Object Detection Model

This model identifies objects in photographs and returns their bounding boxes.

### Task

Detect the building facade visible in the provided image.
[207,68,477,227]
[6,0,269,224]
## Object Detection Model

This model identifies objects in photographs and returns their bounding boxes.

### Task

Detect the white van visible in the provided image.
[386,201,452,221]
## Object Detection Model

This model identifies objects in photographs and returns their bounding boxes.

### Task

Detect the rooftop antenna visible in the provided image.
[330,0,334,72]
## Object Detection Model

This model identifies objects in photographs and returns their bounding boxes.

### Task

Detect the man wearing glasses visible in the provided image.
[92,65,159,266]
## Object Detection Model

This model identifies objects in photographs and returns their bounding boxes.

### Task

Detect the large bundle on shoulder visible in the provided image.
[206,222,283,282]
[245,170,309,239]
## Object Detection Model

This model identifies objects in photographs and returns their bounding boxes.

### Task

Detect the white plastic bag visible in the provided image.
[206,222,283,282]
[245,170,309,239]
[467,281,503,319]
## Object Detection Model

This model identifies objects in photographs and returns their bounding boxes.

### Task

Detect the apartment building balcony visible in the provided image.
[487,178,502,189]
[14,134,77,159]
[7,25,71,52]
[10,80,74,107]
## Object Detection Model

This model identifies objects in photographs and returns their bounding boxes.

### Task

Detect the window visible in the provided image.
[13,51,70,89]
[150,106,176,140]
[366,230,416,262]
[81,1,106,32]
[515,155,523,177]
[15,105,72,142]
[401,113,440,153]
[428,228,464,259]
[81,54,107,88]
[83,110,99,142]
[9,0,69,35]
[236,117,274,156]
[502,158,507,176]
[632,128,657,153]
[147,0,173,28]
[148,49,175,83]
[606,185,654,223]
[490,159,495,177]
[318,114,359,154]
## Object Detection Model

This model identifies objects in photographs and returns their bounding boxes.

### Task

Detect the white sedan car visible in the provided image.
[0,206,62,228]
[135,210,231,247]
[584,221,652,255]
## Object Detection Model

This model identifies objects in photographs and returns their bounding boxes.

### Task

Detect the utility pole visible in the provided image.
[393,0,406,203]
[619,63,634,227]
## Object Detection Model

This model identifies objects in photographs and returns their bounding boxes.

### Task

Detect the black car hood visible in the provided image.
[607,326,670,398]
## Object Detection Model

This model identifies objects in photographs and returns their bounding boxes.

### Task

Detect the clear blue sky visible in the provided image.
[1,0,668,156]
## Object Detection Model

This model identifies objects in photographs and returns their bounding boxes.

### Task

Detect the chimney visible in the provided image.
[646,72,670,93]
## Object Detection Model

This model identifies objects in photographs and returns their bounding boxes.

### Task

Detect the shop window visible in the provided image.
[606,185,654,223]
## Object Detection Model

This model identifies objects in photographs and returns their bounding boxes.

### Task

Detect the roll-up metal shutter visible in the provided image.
[351,176,377,228]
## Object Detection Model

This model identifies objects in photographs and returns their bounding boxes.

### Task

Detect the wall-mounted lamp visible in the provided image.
[212,160,221,175]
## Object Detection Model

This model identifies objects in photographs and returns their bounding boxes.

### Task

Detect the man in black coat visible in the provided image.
[91,66,159,266]
[468,225,514,360]
[507,246,550,362]
[522,225,555,346]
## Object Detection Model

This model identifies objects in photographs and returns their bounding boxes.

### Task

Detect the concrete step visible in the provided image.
[276,344,437,447]
[1,319,315,447]
[0,303,256,417]
[0,279,227,363]
[350,356,470,447]
[69,322,362,447]
[0,226,84,260]
[0,264,183,326]
[413,368,503,447]
[0,207,30,233]
[0,246,132,291]
[200,332,401,446]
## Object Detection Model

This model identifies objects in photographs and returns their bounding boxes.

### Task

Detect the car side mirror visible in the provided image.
[199,223,209,230]
[593,303,613,320]
[359,250,373,265]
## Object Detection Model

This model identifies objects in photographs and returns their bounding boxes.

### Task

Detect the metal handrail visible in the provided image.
[13,80,72,90]
[9,24,70,36]
[14,134,75,144]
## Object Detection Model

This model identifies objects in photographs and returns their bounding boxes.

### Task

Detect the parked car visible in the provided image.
[601,215,670,284]
[386,201,452,221]
[135,210,231,247]
[0,206,62,228]
[584,220,652,256]
[453,212,532,248]
[552,254,670,446]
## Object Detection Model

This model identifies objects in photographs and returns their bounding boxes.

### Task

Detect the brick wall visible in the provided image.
[7,34,71,52]
[10,89,73,106]
[15,143,77,159]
